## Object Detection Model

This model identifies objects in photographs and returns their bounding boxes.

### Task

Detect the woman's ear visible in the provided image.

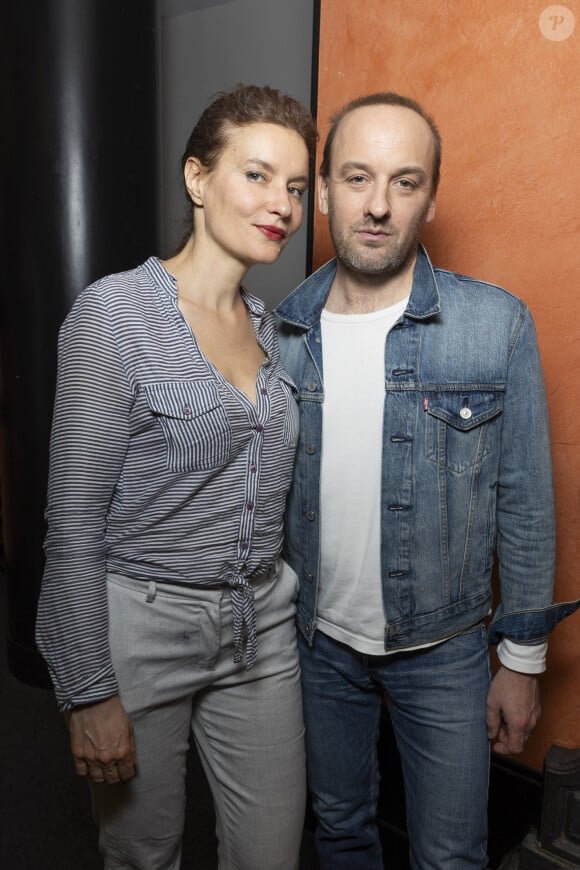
[183,157,206,207]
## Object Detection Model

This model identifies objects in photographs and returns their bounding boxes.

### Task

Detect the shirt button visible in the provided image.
[306,511,315,521]
[183,406,192,415]
[240,541,248,550]
[246,502,254,510]
[260,388,267,395]
[255,424,264,432]
[305,444,316,455]
[250,465,257,473]
[459,407,472,420]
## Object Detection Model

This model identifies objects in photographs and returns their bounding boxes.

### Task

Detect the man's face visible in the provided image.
[319,104,437,278]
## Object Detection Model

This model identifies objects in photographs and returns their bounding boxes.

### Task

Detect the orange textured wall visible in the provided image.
[316,0,580,769]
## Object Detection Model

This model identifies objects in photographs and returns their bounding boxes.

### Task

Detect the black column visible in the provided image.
[0,0,159,686]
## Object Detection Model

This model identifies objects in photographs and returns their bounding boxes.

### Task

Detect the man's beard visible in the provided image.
[328,205,430,278]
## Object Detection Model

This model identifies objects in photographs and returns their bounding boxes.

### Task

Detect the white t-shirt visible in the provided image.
[318,301,406,654]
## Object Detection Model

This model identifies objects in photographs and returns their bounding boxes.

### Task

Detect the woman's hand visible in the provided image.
[66,695,137,784]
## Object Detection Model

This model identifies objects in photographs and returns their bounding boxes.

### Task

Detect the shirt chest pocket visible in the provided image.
[276,371,300,448]
[143,381,232,473]
[425,390,504,475]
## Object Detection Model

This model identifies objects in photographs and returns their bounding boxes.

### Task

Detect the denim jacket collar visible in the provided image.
[275,244,441,328]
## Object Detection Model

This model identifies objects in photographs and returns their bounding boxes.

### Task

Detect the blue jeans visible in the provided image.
[299,624,491,869]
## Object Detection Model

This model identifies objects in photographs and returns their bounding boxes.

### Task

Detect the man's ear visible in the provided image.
[318,171,329,216]
[425,197,436,224]
[183,157,205,207]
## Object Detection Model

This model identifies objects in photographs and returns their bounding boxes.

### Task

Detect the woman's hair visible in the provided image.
[176,83,318,247]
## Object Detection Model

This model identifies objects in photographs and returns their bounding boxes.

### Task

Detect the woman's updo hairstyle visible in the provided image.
[177,83,318,246]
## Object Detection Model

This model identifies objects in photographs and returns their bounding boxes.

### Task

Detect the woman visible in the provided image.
[36,84,318,870]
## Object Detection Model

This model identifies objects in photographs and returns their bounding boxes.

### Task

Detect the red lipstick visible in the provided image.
[257,225,286,241]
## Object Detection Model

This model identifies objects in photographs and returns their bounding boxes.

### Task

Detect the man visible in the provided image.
[275,93,576,869]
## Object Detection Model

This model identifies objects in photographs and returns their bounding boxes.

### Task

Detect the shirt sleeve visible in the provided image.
[35,287,133,710]
[497,639,547,674]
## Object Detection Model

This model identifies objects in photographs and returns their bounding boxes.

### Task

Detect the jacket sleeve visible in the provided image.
[35,287,132,710]
[489,303,580,644]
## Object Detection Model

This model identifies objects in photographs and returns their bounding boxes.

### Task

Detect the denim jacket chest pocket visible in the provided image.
[143,380,232,472]
[425,390,504,474]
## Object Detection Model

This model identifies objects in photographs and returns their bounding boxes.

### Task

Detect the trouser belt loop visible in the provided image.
[146,580,157,603]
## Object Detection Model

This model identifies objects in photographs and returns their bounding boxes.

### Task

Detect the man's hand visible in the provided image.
[486,666,541,755]
[66,695,137,784]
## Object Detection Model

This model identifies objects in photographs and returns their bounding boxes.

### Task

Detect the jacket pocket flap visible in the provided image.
[427,391,503,431]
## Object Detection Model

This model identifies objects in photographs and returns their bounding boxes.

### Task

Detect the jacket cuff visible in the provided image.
[489,599,580,646]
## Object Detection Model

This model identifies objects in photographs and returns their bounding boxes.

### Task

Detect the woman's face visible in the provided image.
[188,122,310,269]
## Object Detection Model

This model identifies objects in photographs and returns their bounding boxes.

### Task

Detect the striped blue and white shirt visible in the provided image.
[36,257,299,710]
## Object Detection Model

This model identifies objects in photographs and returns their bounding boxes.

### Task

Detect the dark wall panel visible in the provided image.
[0,0,159,685]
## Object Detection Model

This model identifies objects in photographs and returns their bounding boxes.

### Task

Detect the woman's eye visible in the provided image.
[288,186,305,199]
[246,171,265,182]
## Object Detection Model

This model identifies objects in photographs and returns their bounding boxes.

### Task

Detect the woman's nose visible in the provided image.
[268,185,292,217]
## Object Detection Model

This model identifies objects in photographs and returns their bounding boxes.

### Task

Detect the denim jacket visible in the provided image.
[275,246,578,651]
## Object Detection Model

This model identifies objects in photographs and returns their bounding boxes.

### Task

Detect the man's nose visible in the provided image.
[365,186,391,220]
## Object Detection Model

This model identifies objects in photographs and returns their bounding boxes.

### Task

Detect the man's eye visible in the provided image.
[397,179,416,189]
[348,175,367,184]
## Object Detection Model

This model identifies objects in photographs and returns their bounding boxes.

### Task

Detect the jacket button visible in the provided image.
[305,443,316,454]
[307,382,317,392]
[305,572,314,583]
[460,407,472,420]
[306,511,315,521]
